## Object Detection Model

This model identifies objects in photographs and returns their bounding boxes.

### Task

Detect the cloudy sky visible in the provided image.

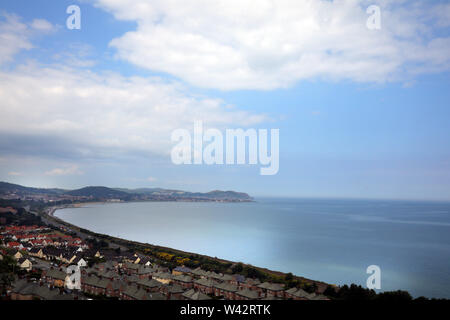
[0,0,449,200]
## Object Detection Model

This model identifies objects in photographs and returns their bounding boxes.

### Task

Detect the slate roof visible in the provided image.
[122,284,165,300]
[165,284,184,294]
[11,280,73,300]
[285,287,310,299]
[173,274,193,283]
[136,279,162,289]
[153,272,172,280]
[191,267,208,277]
[257,282,284,291]
[214,282,238,292]
[137,266,155,275]
[45,268,67,280]
[182,289,212,300]
[173,266,192,273]
[194,278,217,287]
[236,289,260,299]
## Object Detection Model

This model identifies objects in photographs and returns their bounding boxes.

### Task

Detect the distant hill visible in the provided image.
[0,181,66,195]
[0,182,253,202]
[115,187,182,195]
[65,186,130,199]
[179,190,252,200]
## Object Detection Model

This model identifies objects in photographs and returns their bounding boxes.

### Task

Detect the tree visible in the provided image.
[0,255,16,274]
[323,285,338,298]
[231,263,243,274]
[376,290,412,301]
[0,255,17,295]
[285,272,293,282]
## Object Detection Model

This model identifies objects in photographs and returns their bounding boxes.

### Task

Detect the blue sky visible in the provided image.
[0,0,449,200]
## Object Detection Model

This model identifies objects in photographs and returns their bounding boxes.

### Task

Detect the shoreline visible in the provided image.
[47,202,331,292]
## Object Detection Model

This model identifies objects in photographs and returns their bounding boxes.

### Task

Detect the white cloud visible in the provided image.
[0,13,33,65]
[147,176,157,182]
[0,63,267,160]
[94,0,450,90]
[44,165,83,176]
[0,13,55,66]
[30,19,55,32]
[0,12,266,164]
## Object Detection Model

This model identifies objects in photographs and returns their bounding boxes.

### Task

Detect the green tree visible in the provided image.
[285,272,293,281]
[231,263,243,274]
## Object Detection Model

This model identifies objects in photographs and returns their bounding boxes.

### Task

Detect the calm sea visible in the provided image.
[55,198,450,298]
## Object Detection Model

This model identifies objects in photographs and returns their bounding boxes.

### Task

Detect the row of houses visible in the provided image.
[1,225,89,253]
[10,279,77,300]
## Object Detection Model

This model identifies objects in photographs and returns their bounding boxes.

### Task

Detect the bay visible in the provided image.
[54,197,450,298]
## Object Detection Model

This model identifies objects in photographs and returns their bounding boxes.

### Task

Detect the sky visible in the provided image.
[0,0,449,201]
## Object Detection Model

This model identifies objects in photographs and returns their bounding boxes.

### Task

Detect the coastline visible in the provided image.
[47,203,331,292]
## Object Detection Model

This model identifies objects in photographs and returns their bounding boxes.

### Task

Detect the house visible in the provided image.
[7,242,23,250]
[182,289,212,300]
[190,267,208,278]
[213,282,238,299]
[285,287,310,300]
[230,274,246,287]
[235,288,261,300]
[43,247,64,261]
[172,266,192,276]
[136,279,162,292]
[137,265,154,279]
[76,257,88,268]
[43,268,68,288]
[306,293,329,300]
[17,258,33,272]
[153,272,172,284]
[121,262,140,275]
[257,282,285,298]
[13,251,23,260]
[29,248,45,259]
[121,284,155,300]
[10,280,72,300]
[218,274,234,283]
[139,257,152,266]
[81,275,114,296]
[240,277,261,290]
[172,274,193,289]
[61,252,77,264]
[161,284,185,300]
[193,278,217,295]
[109,280,128,297]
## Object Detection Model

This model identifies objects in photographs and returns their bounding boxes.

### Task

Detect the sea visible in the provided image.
[54,197,450,298]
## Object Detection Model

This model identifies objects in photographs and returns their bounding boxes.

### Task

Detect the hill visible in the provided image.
[0,182,253,202]
[65,186,130,199]
[0,181,66,196]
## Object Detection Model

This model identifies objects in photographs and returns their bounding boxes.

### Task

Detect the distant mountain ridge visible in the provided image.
[0,181,253,202]
[0,181,66,195]
[65,186,130,198]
